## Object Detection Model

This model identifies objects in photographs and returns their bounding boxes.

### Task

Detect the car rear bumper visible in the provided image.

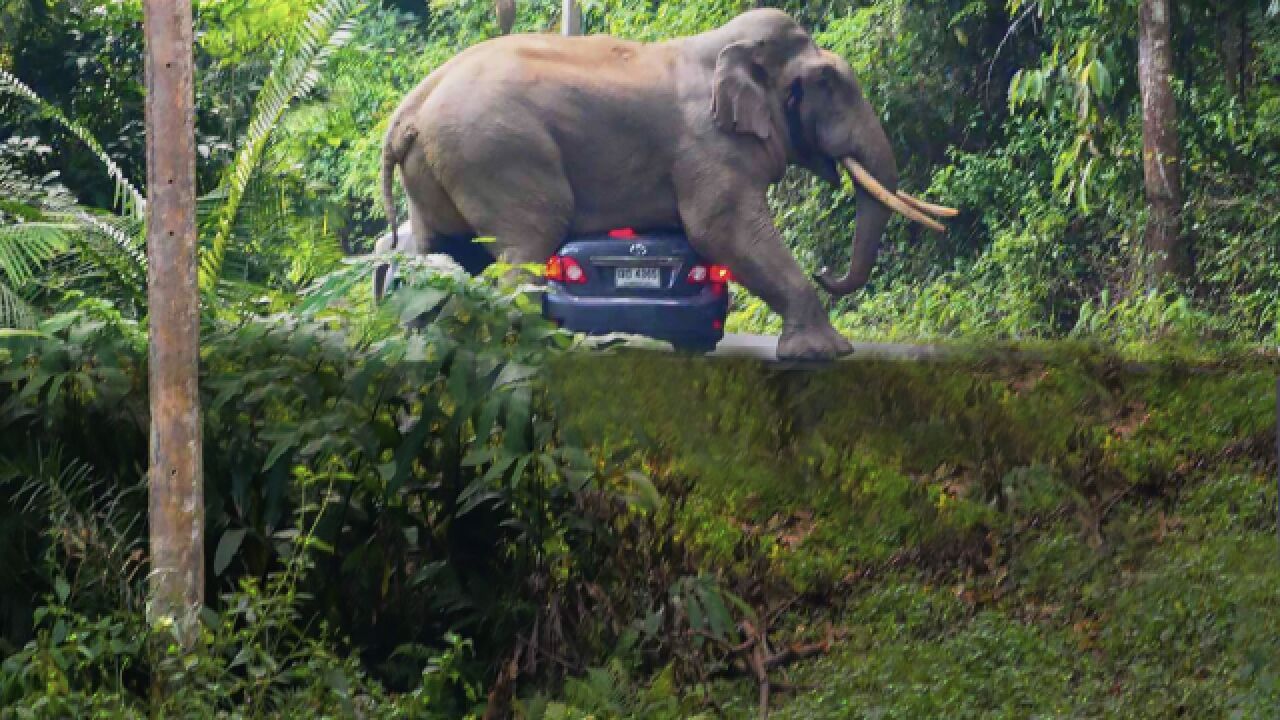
[542,287,729,346]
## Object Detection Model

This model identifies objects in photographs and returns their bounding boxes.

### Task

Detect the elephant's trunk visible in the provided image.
[814,113,899,297]
[815,128,958,297]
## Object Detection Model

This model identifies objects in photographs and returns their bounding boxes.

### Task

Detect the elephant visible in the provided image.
[377,8,955,360]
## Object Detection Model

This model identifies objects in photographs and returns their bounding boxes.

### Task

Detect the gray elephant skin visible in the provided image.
[378,8,953,360]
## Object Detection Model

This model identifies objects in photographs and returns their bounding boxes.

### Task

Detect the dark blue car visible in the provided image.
[541,228,731,353]
[373,227,731,352]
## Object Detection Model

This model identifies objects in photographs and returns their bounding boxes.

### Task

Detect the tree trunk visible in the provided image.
[142,0,204,648]
[1216,1,1253,103]
[1137,0,1185,278]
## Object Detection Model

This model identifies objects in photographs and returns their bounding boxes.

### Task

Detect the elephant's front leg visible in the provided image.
[679,187,853,361]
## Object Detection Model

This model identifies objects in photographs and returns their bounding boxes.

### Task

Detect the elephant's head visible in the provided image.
[709,10,955,296]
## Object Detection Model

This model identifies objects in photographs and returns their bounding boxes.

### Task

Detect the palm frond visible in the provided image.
[0,222,73,285]
[74,211,146,276]
[0,220,73,327]
[199,0,362,297]
[0,282,35,328]
[69,212,148,309]
[0,68,146,219]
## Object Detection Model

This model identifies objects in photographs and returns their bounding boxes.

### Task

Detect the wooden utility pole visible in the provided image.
[1137,0,1185,278]
[142,0,204,647]
[496,0,515,35]
[562,0,581,36]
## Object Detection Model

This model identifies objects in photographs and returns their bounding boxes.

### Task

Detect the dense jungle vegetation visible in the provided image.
[1,0,1278,717]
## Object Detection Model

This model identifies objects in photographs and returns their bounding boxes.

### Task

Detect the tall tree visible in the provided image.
[142,0,204,647]
[1137,0,1185,277]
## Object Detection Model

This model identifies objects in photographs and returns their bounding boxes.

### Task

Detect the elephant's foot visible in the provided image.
[776,322,853,361]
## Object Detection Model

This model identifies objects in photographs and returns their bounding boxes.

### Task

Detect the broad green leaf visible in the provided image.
[214,528,249,576]
[398,286,449,324]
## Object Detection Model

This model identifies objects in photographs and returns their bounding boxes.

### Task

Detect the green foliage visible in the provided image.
[0,66,145,220]
[0,257,758,712]
[552,349,1280,716]
[0,138,149,329]
[201,0,362,299]
[520,657,709,720]
[4,0,1280,716]
[0,512,440,718]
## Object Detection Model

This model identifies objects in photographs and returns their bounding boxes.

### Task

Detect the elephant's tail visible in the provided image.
[380,119,417,252]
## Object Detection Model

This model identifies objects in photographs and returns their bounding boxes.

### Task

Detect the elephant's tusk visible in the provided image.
[896,191,960,218]
[840,158,946,233]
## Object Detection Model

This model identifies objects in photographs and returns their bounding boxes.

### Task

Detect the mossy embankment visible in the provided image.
[549,346,1280,718]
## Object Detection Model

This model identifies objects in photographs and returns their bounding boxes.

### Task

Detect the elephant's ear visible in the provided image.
[711,42,775,142]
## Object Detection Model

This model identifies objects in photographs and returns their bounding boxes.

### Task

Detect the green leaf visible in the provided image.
[624,471,662,513]
[262,429,300,471]
[495,362,539,388]
[504,386,532,453]
[398,286,449,324]
[536,453,559,481]
[461,446,496,467]
[0,68,145,218]
[687,592,705,632]
[1090,59,1111,98]
[697,580,733,640]
[474,393,505,444]
[214,528,249,576]
[377,462,397,483]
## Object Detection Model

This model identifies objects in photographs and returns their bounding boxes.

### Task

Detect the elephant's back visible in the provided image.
[422,33,678,113]
[413,33,683,173]
[404,34,687,235]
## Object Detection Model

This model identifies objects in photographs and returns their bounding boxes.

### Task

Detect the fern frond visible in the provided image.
[0,444,148,606]
[0,68,146,219]
[199,0,362,297]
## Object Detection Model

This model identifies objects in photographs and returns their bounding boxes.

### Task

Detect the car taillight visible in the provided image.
[563,257,586,283]
[608,227,637,239]
[709,264,734,284]
[547,255,586,284]
[688,264,733,284]
[545,255,563,281]
[542,254,583,283]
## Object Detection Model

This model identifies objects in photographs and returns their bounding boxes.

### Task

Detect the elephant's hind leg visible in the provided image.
[443,145,574,269]
[401,141,472,246]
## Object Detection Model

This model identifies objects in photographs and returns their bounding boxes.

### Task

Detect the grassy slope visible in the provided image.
[550,346,1280,718]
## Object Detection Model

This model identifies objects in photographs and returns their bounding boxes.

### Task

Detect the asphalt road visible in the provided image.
[577,332,946,361]
[711,333,943,362]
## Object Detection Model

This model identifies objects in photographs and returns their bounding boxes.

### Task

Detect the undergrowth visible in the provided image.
[548,348,1280,717]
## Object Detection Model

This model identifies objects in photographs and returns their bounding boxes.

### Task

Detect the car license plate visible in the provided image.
[615,267,661,289]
